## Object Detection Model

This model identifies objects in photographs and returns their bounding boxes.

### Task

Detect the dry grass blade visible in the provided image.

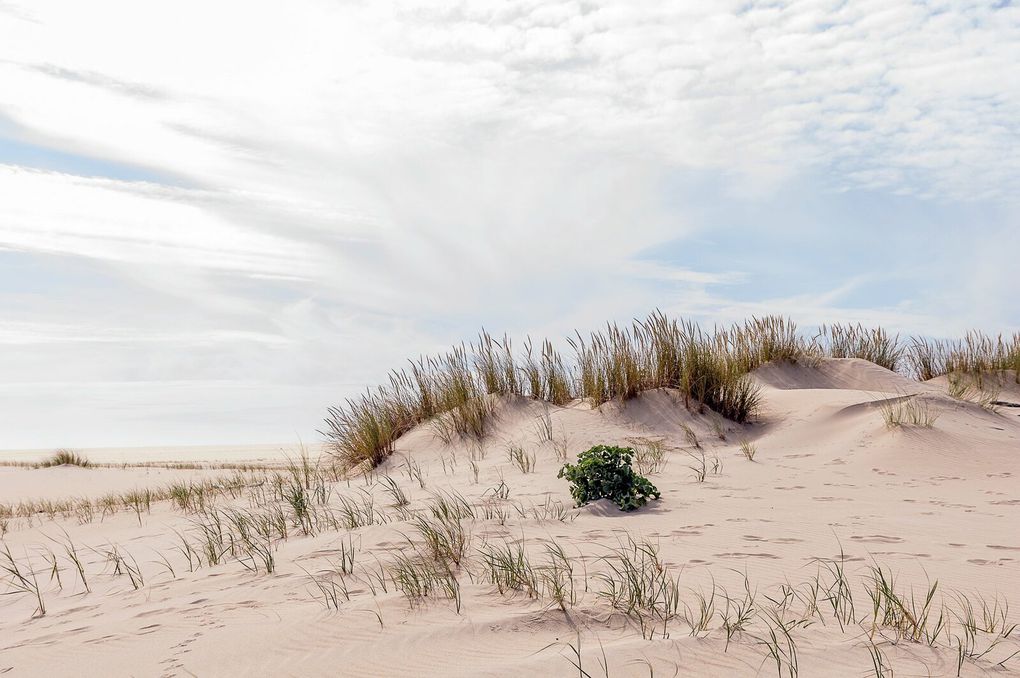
[739,440,757,462]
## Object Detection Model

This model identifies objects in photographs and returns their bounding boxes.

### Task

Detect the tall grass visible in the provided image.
[726,316,807,370]
[906,331,1020,382]
[570,313,769,419]
[817,324,903,372]
[569,323,645,403]
[323,313,1020,472]
[322,312,782,471]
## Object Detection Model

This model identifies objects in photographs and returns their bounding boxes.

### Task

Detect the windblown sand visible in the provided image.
[1,359,1018,677]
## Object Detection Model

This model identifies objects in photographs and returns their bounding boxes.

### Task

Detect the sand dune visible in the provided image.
[1,359,1019,677]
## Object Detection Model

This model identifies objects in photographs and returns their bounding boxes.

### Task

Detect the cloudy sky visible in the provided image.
[1,0,1017,449]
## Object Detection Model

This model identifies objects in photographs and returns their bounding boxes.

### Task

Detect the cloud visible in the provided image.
[0,166,321,278]
[0,0,1016,446]
[2,0,1018,199]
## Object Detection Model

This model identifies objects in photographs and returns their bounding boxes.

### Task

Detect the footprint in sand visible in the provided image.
[850,535,903,544]
[871,551,931,558]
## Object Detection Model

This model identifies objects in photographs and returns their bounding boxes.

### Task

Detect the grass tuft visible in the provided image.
[38,450,91,468]
[817,324,903,371]
[879,396,939,428]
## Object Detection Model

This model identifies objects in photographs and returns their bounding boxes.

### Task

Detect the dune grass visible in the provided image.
[323,312,791,472]
[946,373,1002,411]
[739,440,757,462]
[37,450,92,468]
[906,331,1020,382]
[817,324,903,372]
[506,443,536,474]
[632,438,667,474]
[321,313,1020,472]
[879,396,940,429]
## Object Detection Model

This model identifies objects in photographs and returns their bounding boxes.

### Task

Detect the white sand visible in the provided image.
[1,359,1018,677]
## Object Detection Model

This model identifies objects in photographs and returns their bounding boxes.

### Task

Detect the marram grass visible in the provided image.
[322,312,1020,471]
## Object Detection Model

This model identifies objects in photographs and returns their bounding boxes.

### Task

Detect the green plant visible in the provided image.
[557,445,660,511]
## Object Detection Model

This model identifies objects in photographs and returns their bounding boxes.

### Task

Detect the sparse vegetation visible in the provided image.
[595,536,683,639]
[947,372,1002,411]
[1,440,1017,678]
[632,438,667,475]
[1,543,45,616]
[506,443,536,474]
[740,440,757,461]
[38,449,92,468]
[879,395,939,428]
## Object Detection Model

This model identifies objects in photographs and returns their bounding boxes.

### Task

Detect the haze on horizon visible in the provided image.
[1,0,1018,449]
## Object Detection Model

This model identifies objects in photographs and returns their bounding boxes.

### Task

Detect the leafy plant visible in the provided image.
[557,445,660,512]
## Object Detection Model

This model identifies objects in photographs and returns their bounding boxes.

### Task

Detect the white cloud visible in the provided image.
[0,0,1016,446]
[0,167,321,277]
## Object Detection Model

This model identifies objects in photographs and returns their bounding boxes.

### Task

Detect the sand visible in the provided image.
[1,358,1018,677]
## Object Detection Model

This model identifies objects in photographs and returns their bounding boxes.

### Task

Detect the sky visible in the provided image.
[0,0,1018,449]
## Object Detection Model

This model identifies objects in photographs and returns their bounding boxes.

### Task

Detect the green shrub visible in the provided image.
[557,445,660,512]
